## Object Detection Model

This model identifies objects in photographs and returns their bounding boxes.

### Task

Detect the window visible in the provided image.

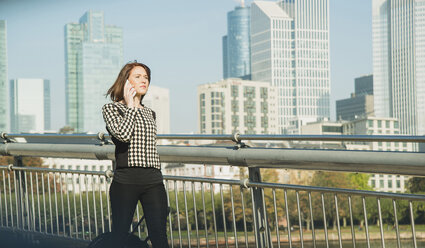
[394,121,399,128]
[380,180,384,188]
[231,86,238,97]
[396,180,401,188]
[388,180,393,188]
[386,121,390,128]
[371,179,376,188]
[322,126,342,133]
[368,120,374,128]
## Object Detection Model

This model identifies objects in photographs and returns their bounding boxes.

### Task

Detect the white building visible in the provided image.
[143,85,170,134]
[251,0,331,134]
[10,79,50,133]
[372,0,425,142]
[163,162,241,193]
[197,78,278,134]
[299,116,412,192]
[342,116,412,193]
[43,158,112,193]
[342,116,412,152]
[300,119,344,146]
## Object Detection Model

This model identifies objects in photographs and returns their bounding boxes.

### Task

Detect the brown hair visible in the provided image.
[105,61,151,102]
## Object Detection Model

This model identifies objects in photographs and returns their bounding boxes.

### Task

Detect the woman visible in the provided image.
[102,61,169,248]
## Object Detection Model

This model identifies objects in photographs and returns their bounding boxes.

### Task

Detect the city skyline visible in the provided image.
[0,0,373,133]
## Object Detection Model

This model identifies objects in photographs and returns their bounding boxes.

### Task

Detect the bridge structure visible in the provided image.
[0,132,425,248]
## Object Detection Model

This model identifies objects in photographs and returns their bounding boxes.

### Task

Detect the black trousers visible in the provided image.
[109,180,169,248]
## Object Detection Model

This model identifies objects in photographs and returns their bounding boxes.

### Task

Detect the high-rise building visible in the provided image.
[65,10,123,133]
[251,0,331,134]
[223,4,251,79]
[142,85,170,134]
[198,78,278,135]
[0,20,8,132]
[336,74,374,121]
[10,79,51,133]
[355,74,373,96]
[372,0,425,138]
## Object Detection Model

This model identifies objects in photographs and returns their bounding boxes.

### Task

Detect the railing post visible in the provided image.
[249,167,272,247]
[13,156,27,229]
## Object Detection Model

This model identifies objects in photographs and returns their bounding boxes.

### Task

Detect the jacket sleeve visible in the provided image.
[102,103,137,143]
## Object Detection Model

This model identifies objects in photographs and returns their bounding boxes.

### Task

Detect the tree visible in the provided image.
[407,177,425,193]
[59,125,75,134]
[311,171,352,230]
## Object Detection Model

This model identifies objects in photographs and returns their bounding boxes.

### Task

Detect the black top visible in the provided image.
[102,102,163,185]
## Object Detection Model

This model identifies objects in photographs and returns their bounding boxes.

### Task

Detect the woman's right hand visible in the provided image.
[123,80,136,108]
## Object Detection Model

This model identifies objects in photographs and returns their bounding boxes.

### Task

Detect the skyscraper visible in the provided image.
[372,0,425,137]
[223,4,251,79]
[65,10,123,133]
[10,79,51,133]
[0,20,8,132]
[198,78,278,135]
[251,0,331,134]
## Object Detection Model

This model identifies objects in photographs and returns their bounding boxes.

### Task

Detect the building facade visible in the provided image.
[223,4,251,79]
[372,0,425,138]
[0,20,8,132]
[336,94,374,121]
[43,158,112,193]
[342,116,412,193]
[163,162,241,193]
[65,10,123,133]
[142,85,170,134]
[251,0,331,134]
[197,78,278,135]
[355,74,374,96]
[336,75,374,121]
[9,79,51,133]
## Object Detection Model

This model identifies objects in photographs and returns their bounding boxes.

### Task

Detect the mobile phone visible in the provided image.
[126,80,136,97]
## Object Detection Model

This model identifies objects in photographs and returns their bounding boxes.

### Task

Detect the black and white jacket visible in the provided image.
[102,102,161,169]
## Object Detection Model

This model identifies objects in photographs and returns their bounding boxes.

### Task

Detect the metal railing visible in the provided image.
[1,165,424,248]
[0,133,425,247]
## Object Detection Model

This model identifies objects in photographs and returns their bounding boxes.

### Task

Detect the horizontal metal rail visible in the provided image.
[2,132,425,143]
[1,143,425,176]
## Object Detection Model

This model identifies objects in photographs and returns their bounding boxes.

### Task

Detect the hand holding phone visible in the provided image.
[124,80,136,107]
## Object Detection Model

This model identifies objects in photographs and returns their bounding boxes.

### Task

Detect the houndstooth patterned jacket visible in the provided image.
[102,102,161,169]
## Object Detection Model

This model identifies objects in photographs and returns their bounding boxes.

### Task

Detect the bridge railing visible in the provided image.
[0,133,425,247]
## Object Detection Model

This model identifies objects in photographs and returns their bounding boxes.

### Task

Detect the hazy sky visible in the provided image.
[0,0,372,133]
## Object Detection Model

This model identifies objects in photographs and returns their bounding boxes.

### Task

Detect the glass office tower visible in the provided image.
[251,0,331,134]
[65,10,123,132]
[223,5,251,79]
[373,0,425,138]
[0,20,8,132]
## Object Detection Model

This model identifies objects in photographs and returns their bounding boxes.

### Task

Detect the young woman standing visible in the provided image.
[102,62,169,248]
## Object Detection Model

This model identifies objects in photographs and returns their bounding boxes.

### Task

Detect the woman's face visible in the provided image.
[128,66,149,96]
